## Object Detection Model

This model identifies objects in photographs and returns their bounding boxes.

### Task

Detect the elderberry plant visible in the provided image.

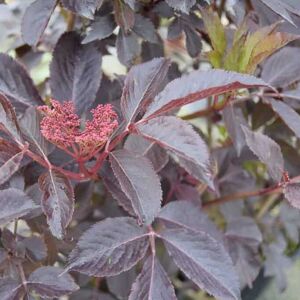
[1,0,300,300]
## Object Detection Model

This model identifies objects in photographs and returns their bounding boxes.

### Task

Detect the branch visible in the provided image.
[202,184,281,209]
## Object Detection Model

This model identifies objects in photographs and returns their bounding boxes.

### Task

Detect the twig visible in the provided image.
[67,12,76,31]
[203,184,282,209]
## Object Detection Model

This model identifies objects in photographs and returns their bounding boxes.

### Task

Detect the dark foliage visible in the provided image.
[0,0,300,299]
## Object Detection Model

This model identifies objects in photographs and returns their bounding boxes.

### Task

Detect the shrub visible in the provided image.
[0,0,300,299]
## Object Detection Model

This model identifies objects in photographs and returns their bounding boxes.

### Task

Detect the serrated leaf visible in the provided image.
[0,94,22,143]
[124,134,169,173]
[50,32,102,115]
[184,25,202,58]
[160,228,241,300]
[20,107,54,157]
[269,99,300,139]
[0,54,43,113]
[107,268,136,299]
[28,266,79,298]
[132,14,158,44]
[0,278,23,300]
[283,182,300,209]
[38,170,75,239]
[0,188,38,225]
[116,30,140,67]
[109,149,162,224]
[21,0,57,46]
[225,217,262,247]
[66,217,149,276]
[121,58,170,123]
[263,241,292,292]
[129,255,177,300]
[61,0,104,19]
[23,236,47,261]
[136,116,213,187]
[114,0,135,33]
[223,104,247,156]
[261,47,300,88]
[259,0,297,25]
[242,126,284,182]
[144,70,271,119]
[82,15,116,44]
[225,240,260,289]
[158,201,221,240]
[165,0,196,13]
[280,202,300,242]
[101,161,135,216]
[0,149,25,185]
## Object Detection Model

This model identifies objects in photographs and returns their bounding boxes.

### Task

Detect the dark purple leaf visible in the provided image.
[283,182,300,209]
[101,161,135,216]
[0,278,23,300]
[0,54,43,113]
[23,236,47,261]
[66,217,149,276]
[227,217,262,243]
[183,25,202,57]
[242,126,284,182]
[225,240,261,289]
[0,149,24,185]
[20,107,54,157]
[158,201,222,241]
[136,116,213,187]
[121,57,170,123]
[21,0,57,46]
[129,255,177,300]
[259,0,297,25]
[114,0,135,33]
[107,268,136,299]
[61,0,104,19]
[263,241,292,292]
[38,170,75,239]
[0,188,38,225]
[223,104,247,156]
[224,217,262,288]
[168,18,182,40]
[50,32,102,115]
[116,30,140,67]
[165,0,196,13]
[269,98,300,139]
[109,149,162,224]
[82,15,116,44]
[144,70,270,119]
[28,266,79,298]
[133,14,158,44]
[124,134,169,172]
[280,202,300,242]
[0,94,22,143]
[160,228,240,300]
[261,47,300,87]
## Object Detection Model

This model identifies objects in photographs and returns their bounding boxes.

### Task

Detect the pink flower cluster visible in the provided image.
[38,100,118,158]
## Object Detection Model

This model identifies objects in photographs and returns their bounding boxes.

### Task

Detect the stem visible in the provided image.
[202,184,282,209]
[14,220,18,237]
[218,0,226,16]
[256,193,279,221]
[24,148,88,180]
[90,129,129,175]
[148,226,156,256]
[17,261,28,296]
[66,12,76,31]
